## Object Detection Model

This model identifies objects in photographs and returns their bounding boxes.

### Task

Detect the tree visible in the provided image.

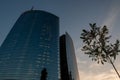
[40,68,48,80]
[80,23,120,79]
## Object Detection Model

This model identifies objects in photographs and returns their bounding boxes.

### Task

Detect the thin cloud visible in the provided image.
[102,2,120,31]
[76,45,120,80]
[89,62,103,69]
[79,69,118,80]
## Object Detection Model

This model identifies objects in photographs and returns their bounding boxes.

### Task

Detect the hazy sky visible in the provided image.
[0,0,120,80]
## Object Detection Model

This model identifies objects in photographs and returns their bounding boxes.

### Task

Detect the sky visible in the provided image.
[0,0,120,80]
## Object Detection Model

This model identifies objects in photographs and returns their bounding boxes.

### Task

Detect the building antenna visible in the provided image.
[31,6,34,10]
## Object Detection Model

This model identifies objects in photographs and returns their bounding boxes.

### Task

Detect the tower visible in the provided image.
[0,10,59,80]
[60,32,80,80]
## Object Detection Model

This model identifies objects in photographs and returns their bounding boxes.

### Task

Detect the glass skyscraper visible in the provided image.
[0,10,59,80]
[60,32,80,80]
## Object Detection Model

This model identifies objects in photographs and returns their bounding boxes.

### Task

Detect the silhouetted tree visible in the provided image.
[40,68,48,80]
[80,23,120,79]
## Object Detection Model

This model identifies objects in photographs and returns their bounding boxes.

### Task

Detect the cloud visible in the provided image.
[75,46,87,64]
[75,38,120,80]
[78,61,87,64]
[79,69,119,80]
[102,2,120,32]
[76,45,120,80]
[89,62,103,69]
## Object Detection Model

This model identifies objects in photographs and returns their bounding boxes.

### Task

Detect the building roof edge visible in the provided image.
[22,10,59,18]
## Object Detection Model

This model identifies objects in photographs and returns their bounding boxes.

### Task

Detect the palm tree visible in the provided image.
[80,23,120,79]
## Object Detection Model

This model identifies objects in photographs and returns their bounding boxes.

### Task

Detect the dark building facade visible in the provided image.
[0,10,59,80]
[60,32,80,80]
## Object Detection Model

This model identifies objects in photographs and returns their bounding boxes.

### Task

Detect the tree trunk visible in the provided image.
[108,56,120,79]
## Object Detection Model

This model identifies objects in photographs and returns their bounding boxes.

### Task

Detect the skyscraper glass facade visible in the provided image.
[0,10,59,80]
[60,32,80,80]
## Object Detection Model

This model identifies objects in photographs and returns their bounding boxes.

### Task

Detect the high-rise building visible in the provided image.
[60,32,80,80]
[0,10,59,80]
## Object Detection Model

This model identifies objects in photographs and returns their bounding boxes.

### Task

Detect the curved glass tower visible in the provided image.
[0,10,59,80]
[60,32,80,80]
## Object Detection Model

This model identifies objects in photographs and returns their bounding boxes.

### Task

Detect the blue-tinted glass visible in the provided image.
[65,33,80,80]
[0,10,59,80]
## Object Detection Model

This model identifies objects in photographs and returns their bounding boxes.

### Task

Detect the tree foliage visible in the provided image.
[80,23,120,64]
